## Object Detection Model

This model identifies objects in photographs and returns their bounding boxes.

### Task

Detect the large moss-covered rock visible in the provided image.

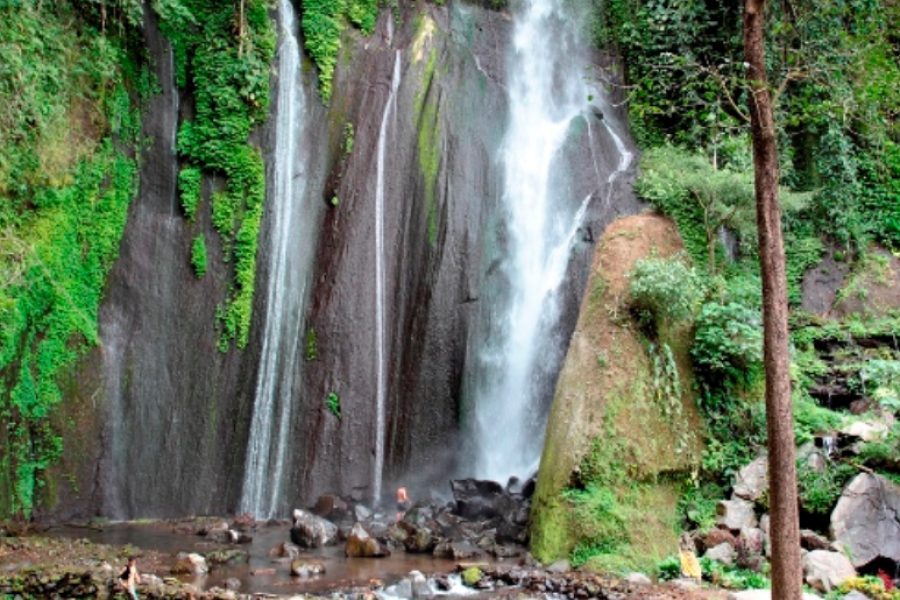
[530,214,704,569]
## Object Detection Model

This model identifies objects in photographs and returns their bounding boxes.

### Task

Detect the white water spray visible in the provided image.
[373,51,403,504]
[467,0,629,481]
[240,0,306,518]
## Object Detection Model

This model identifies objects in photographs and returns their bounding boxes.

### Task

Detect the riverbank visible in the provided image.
[0,526,734,600]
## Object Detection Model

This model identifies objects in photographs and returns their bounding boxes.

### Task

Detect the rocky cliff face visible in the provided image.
[50,0,639,520]
[529,214,705,566]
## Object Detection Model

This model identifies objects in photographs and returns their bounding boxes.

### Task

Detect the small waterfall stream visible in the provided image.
[467,0,630,481]
[240,0,306,518]
[373,51,403,504]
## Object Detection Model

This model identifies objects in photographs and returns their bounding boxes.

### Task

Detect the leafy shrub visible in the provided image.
[700,557,770,589]
[861,360,900,413]
[796,459,855,515]
[656,554,682,581]
[679,482,724,532]
[628,255,704,335]
[692,300,763,382]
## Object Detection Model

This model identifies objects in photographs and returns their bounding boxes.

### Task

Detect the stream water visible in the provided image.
[54,522,491,597]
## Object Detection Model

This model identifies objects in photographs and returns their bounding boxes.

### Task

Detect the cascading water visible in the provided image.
[240,0,306,518]
[373,51,403,504]
[466,0,630,482]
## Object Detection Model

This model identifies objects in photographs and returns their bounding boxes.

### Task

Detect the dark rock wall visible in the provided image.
[295,4,512,505]
[51,1,641,519]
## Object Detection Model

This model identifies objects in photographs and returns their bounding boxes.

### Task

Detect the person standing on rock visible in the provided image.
[118,556,141,600]
[396,487,410,521]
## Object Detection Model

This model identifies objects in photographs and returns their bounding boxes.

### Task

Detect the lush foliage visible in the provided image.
[0,0,140,517]
[191,234,207,278]
[796,458,856,515]
[692,300,763,383]
[628,255,704,334]
[164,0,275,350]
[597,0,900,251]
[301,0,379,101]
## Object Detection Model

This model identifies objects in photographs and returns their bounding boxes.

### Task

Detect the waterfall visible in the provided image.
[373,51,403,505]
[466,0,626,481]
[240,0,306,519]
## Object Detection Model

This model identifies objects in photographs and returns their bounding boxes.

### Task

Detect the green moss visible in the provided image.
[461,566,483,586]
[416,49,442,247]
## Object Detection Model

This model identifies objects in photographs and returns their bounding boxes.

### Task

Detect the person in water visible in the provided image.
[396,486,410,521]
[118,556,141,600]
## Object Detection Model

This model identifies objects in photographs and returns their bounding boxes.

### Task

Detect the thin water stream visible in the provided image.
[241,0,307,519]
[374,51,403,504]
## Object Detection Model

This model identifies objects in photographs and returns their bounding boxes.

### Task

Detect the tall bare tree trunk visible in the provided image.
[744,0,803,600]
[743,2,802,599]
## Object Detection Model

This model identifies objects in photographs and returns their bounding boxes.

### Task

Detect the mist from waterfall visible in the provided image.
[240,0,306,519]
[373,51,403,505]
[466,0,622,482]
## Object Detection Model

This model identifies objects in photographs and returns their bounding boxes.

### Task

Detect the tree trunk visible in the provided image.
[743,2,802,600]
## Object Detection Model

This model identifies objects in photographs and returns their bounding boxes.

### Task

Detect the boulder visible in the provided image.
[172,552,208,575]
[733,455,769,502]
[313,495,348,519]
[450,479,508,520]
[800,530,834,552]
[831,473,900,567]
[268,541,301,559]
[409,570,434,599]
[290,508,338,548]
[345,523,391,558]
[841,420,889,442]
[704,542,735,566]
[432,541,483,560]
[388,521,436,553]
[204,549,249,565]
[354,504,372,522]
[625,572,652,586]
[290,559,326,578]
[716,499,758,531]
[737,527,766,566]
[803,550,856,593]
[703,527,737,552]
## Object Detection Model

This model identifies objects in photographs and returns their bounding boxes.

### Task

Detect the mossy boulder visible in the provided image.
[529,214,705,570]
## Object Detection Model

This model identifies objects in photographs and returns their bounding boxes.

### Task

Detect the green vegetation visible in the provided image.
[326,391,341,419]
[191,234,207,278]
[0,0,141,518]
[305,328,319,361]
[301,0,379,101]
[627,255,703,335]
[601,0,900,561]
[163,0,275,351]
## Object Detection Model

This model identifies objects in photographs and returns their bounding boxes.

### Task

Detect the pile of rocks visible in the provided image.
[688,439,900,594]
[285,477,535,565]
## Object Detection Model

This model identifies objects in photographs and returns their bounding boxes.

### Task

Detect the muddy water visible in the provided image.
[54,522,496,596]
